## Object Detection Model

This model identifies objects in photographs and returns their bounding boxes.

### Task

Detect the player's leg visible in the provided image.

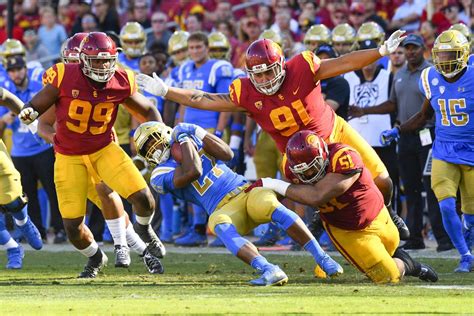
[174,204,208,246]
[94,142,164,258]
[54,153,107,278]
[246,188,342,277]
[431,159,472,272]
[331,116,409,240]
[159,193,174,243]
[0,213,24,269]
[458,165,474,271]
[209,194,287,286]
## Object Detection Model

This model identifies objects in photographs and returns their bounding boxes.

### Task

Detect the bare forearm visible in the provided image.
[318,49,382,80]
[38,123,56,144]
[202,133,233,161]
[163,100,177,127]
[166,87,242,112]
[399,112,428,133]
[362,100,396,115]
[0,88,24,114]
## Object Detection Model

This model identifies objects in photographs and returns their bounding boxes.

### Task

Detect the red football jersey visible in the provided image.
[43,63,136,155]
[229,51,335,153]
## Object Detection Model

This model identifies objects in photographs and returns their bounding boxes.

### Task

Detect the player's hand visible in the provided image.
[136,72,169,97]
[19,107,39,125]
[244,179,263,193]
[379,30,407,56]
[348,105,364,119]
[380,127,400,146]
[172,123,198,140]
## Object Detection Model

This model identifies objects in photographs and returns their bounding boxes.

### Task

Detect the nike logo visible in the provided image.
[106,95,115,100]
[293,87,300,95]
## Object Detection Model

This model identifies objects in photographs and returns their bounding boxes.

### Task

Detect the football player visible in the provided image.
[303,24,332,53]
[0,86,43,269]
[18,32,163,278]
[331,23,356,56]
[136,30,411,240]
[381,30,474,273]
[134,121,343,286]
[246,130,438,284]
[119,22,147,71]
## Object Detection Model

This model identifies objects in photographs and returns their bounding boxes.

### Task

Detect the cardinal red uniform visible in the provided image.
[229,50,386,180]
[44,62,147,218]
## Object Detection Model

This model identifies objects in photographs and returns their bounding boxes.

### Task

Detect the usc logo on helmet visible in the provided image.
[306,134,317,146]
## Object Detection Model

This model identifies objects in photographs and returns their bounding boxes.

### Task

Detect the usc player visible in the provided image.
[19,32,162,278]
[137,30,410,239]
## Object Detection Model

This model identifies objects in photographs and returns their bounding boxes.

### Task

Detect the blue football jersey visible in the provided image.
[177,59,233,128]
[143,90,164,115]
[233,67,246,80]
[419,66,474,165]
[468,54,474,66]
[150,138,247,214]
[118,53,140,72]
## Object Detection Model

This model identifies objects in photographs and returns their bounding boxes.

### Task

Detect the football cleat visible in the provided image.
[141,249,164,274]
[78,251,108,278]
[389,210,410,240]
[18,217,43,250]
[114,245,131,268]
[249,265,288,286]
[315,254,344,278]
[133,222,166,258]
[6,245,24,269]
[174,231,207,247]
[454,254,473,273]
[418,263,438,282]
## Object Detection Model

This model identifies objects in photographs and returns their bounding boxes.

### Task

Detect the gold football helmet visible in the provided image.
[168,30,190,66]
[432,30,470,78]
[332,23,356,55]
[356,22,385,46]
[259,29,283,48]
[208,31,231,60]
[304,24,331,52]
[133,121,173,167]
[120,22,146,58]
[449,23,472,51]
[1,39,26,60]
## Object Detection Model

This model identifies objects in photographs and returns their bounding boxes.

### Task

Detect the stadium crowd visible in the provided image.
[0,0,472,282]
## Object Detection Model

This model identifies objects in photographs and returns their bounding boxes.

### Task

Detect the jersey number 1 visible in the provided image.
[438,98,469,127]
[270,99,311,136]
[67,100,115,134]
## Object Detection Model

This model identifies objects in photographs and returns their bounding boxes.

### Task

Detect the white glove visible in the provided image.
[136,72,169,97]
[19,107,39,125]
[379,30,407,56]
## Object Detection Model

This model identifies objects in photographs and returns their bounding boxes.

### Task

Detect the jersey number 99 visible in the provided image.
[67,100,115,134]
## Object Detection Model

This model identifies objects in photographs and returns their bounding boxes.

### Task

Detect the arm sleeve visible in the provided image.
[330,145,364,175]
[149,162,177,194]
[325,77,350,106]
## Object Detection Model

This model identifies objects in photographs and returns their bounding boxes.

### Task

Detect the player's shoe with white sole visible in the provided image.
[318,254,344,278]
[141,249,164,274]
[133,222,166,258]
[114,245,131,268]
[454,254,473,273]
[18,218,43,250]
[6,245,24,269]
[249,265,288,286]
[418,263,438,282]
[78,251,108,278]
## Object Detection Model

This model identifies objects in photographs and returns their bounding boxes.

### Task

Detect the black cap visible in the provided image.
[402,34,424,47]
[6,55,26,71]
[316,44,338,58]
[358,39,378,50]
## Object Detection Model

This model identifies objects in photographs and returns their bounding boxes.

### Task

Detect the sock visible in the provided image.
[76,241,99,258]
[439,198,470,256]
[136,214,153,225]
[214,223,248,255]
[304,238,327,262]
[2,237,19,250]
[126,223,146,255]
[105,216,127,246]
[12,205,28,226]
[271,206,299,230]
[393,248,421,276]
[250,255,273,273]
[160,193,174,235]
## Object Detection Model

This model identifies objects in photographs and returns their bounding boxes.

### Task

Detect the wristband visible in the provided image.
[195,126,207,140]
[229,135,242,149]
[129,128,136,137]
[214,130,223,138]
[262,178,290,196]
[231,123,244,132]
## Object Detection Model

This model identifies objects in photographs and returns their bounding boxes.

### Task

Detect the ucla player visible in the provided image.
[0,39,43,87]
[134,121,343,285]
[382,30,474,272]
[173,32,234,246]
[119,22,147,71]
[449,23,474,66]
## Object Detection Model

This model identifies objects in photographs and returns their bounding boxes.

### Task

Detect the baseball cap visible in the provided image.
[358,39,378,50]
[402,33,424,47]
[6,55,26,71]
[350,2,365,15]
[316,44,339,58]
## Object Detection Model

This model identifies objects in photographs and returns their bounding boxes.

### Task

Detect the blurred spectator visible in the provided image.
[92,0,120,34]
[258,5,274,30]
[57,0,77,34]
[81,12,99,32]
[70,0,92,35]
[216,20,239,62]
[272,10,300,41]
[361,0,389,31]
[421,0,451,34]
[0,9,24,43]
[147,43,169,76]
[329,7,349,26]
[232,16,261,68]
[298,1,318,32]
[23,29,51,69]
[17,0,41,31]
[388,46,406,74]
[321,0,346,28]
[207,0,234,30]
[131,0,151,29]
[146,11,172,52]
[442,0,468,25]
[389,0,425,32]
[420,20,437,61]
[38,6,68,57]
[185,13,204,33]
[349,2,367,30]
[167,0,205,31]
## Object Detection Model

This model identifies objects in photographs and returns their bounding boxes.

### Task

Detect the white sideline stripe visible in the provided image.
[416,285,474,290]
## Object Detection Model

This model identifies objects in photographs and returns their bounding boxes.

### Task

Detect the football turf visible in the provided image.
[0,250,472,314]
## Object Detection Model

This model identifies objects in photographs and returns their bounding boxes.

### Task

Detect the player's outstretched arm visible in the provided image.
[123,92,162,123]
[19,84,60,124]
[399,98,433,133]
[316,30,406,81]
[201,133,234,162]
[37,107,57,144]
[172,136,203,189]
[0,87,24,114]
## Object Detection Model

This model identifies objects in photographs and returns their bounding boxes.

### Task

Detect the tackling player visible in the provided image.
[381,30,474,273]
[134,121,343,286]
[18,32,163,278]
[246,130,438,284]
[136,30,411,240]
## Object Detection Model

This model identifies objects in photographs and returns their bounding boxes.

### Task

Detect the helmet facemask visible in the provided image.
[80,51,117,82]
[139,132,171,167]
[122,39,146,58]
[247,56,286,95]
[289,140,329,184]
[433,48,468,78]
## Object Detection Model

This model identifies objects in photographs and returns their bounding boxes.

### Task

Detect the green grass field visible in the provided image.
[0,249,473,314]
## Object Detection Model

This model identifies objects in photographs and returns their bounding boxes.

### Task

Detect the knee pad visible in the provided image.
[0,194,27,214]
[365,259,401,284]
[214,223,248,256]
[271,206,299,230]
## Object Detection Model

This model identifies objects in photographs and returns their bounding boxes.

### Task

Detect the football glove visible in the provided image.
[380,127,400,146]
[136,72,169,97]
[379,30,407,56]
[172,123,207,143]
[19,107,39,125]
